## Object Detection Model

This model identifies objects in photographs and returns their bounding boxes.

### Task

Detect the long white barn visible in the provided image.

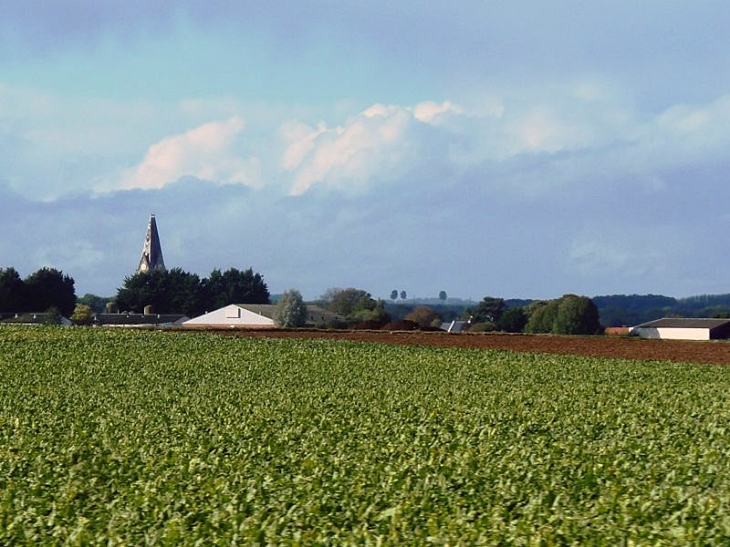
[183,304,345,329]
[183,304,276,328]
[630,318,730,340]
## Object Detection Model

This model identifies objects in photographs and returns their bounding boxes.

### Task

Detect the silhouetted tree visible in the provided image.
[24,267,76,316]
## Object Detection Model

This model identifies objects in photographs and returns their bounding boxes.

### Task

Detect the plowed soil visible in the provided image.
[200,329,730,365]
[211,329,730,365]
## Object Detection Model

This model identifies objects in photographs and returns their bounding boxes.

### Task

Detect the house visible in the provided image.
[440,320,471,333]
[183,304,345,329]
[93,312,189,328]
[630,318,730,340]
[0,312,73,326]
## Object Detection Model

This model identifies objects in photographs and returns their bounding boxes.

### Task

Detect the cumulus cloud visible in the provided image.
[121,116,262,190]
[281,101,463,195]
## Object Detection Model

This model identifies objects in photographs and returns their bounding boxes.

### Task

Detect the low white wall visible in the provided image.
[634,327,709,340]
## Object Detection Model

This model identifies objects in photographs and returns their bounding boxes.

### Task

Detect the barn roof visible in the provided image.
[634,318,730,329]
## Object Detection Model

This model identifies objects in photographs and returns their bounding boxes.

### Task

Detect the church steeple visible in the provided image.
[137,214,166,273]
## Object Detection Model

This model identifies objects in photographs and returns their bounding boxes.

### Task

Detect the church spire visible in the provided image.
[137,214,166,273]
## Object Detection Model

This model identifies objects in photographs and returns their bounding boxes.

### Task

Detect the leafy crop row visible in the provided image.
[2,326,730,544]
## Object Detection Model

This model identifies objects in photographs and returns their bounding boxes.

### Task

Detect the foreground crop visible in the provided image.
[1,327,730,544]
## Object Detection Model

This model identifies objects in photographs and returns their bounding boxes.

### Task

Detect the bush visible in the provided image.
[468,321,498,333]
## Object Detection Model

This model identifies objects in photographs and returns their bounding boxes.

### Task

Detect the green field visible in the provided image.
[2,327,730,544]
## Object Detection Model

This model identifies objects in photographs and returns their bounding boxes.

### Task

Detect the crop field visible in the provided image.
[2,327,730,544]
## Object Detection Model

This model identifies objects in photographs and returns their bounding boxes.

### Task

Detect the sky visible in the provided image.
[2,1,730,301]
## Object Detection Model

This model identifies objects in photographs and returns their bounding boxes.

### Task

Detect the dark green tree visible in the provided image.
[439,290,448,302]
[390,290,398,301]
[400,290,407,300]
[497,307,528,333]
[468,296,507,324]
[202,268,270,310]
[553,295,602,335]
[24,267,76,316]
[116,268,203,316]
[0,267,27,313]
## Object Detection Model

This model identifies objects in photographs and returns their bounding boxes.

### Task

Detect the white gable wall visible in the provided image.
[633,327,710,340]
[183,304,275,328]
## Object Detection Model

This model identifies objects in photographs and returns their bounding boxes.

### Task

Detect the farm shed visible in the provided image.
[183,304,344,329]
[93,312,189,328]
[630,318,730,340]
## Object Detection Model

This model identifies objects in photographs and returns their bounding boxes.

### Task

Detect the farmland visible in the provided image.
[2,327,730,543]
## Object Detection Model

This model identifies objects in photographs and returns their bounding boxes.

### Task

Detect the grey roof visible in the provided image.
[235,304,345,324]
[94,313,188,326]
[137,214,166,273]
[634,317,730,329]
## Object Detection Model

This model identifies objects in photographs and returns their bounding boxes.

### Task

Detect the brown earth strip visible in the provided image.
[203,329,730,365]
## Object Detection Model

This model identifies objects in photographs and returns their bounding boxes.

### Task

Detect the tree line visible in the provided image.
[0,267,76,317]
[116,267,270,317]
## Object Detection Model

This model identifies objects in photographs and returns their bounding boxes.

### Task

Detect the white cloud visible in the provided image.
[121,116,262,190]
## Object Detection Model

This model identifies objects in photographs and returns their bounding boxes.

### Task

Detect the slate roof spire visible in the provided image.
[137,214,166,273]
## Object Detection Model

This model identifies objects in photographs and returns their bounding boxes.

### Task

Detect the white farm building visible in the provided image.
[183,304,344,329]
[183,304,276,328]
[630,318,730,340]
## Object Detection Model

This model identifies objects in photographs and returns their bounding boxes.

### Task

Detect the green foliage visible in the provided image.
[77,293,113,314]
[0,267,26,312]
[439,290,448,301]
[467,296,507,324]
[274,289,308,328]
[3,327,730,543]
[496,307,528,333]
[467,321,498,332]
[3,267,77,316]
[321,287,388,325]
[116,267,269,317]
[525,295,602,335]
[70,303,94,325]
[404,306,441,328]
[390,290,398,301]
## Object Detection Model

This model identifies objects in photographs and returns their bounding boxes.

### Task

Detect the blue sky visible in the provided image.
[2,1,730,300]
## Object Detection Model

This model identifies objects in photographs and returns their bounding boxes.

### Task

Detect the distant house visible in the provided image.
[630,318,730,340]
[183,304,344,329]
[93,312,189,328]
[440,320,470,333]
[0,312,72,326]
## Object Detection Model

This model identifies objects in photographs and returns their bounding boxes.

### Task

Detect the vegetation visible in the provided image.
[319,287,389,326]
[116,267,269,317]
[274,289,308,327]
[2,327,730,543]
[0,266,76,316]
[525,294,602,335]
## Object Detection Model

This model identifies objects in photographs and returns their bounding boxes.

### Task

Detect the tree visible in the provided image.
[274,289,308,328]
[400,290,407,300]
[553,295,602,335]
[468,296,506,324]
[116,268,203,316]
[0,267,27,312]
[524,300,558,333]
[70,303,94,325]
[77,293,112,314]
[321,287,389,326]
[497,307,528,333]
[390,290,398,301]
[202,267,270,310]
[405,306,441,329]
[525,295,602,335]
[439,290,448,302]
[24,267,76,316]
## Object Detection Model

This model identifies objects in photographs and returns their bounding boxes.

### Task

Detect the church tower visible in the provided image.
[137,214,166,273]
